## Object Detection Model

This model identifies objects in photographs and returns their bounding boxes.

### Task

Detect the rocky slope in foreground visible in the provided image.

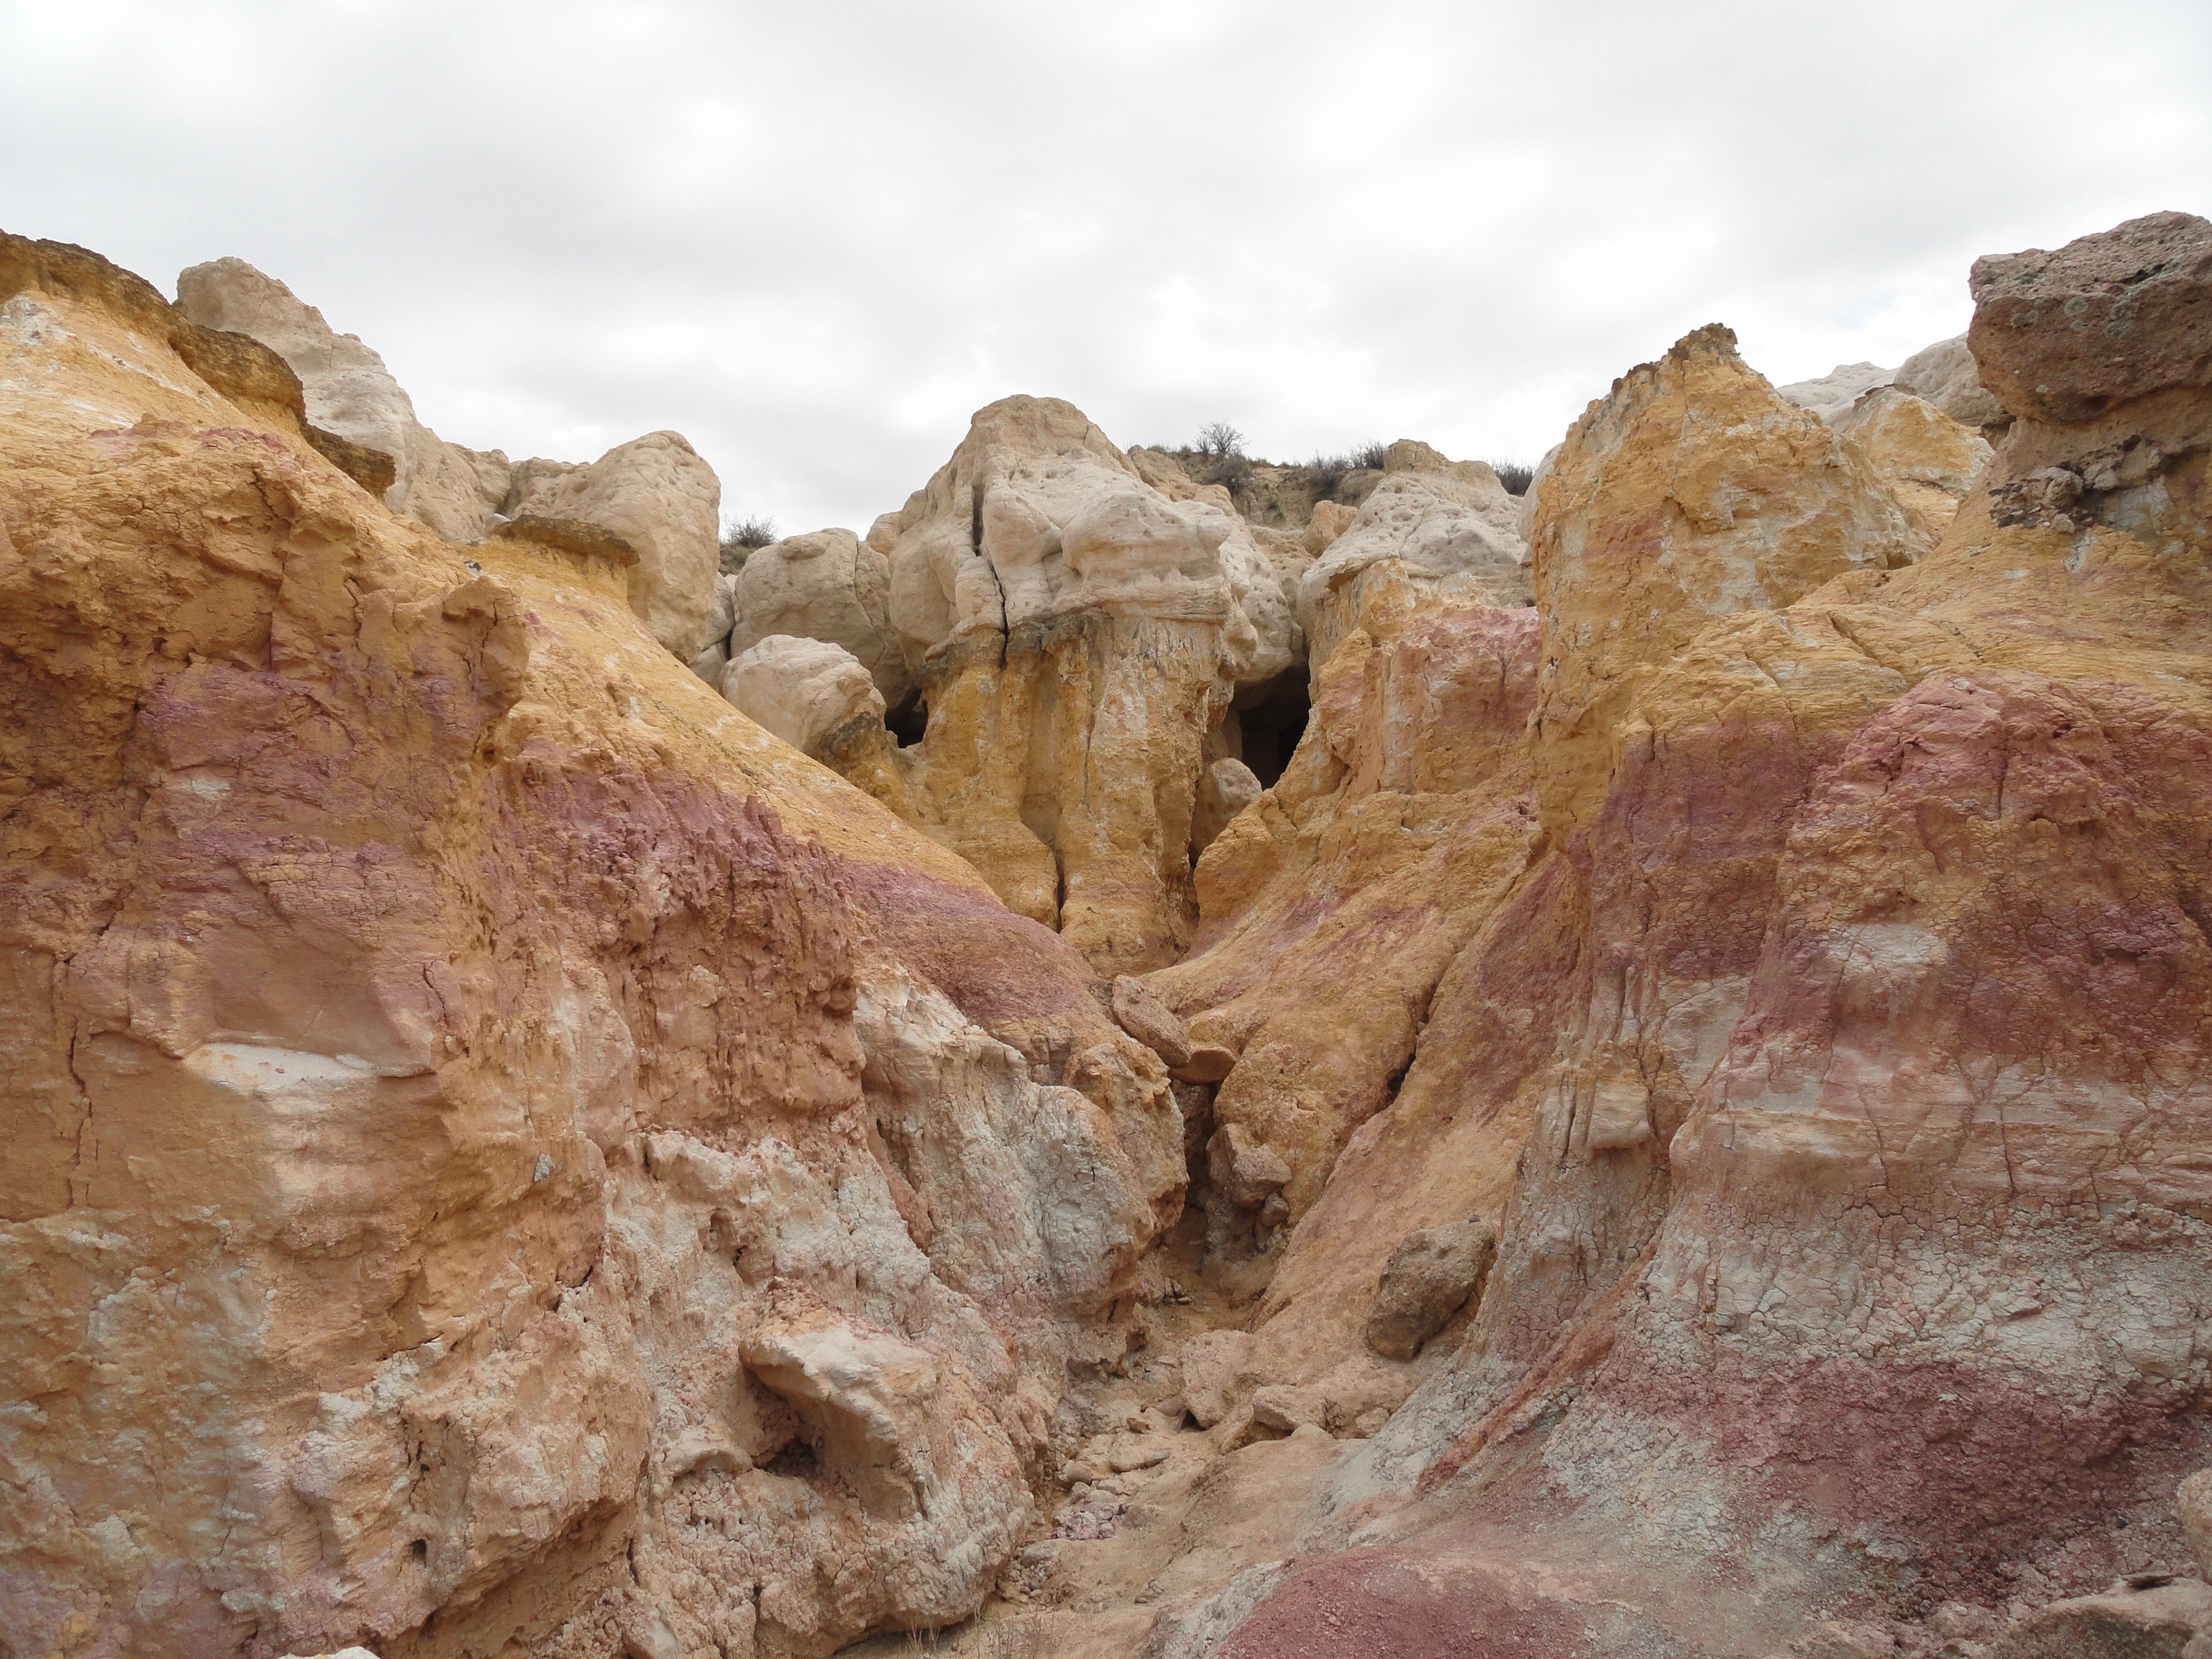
[3,211,2209,1659]
[0,234,1180,1659]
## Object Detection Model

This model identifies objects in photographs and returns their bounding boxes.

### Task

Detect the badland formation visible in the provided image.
[4,211,2212,1659]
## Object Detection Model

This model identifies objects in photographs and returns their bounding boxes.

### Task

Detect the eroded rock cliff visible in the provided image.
[914,212,2211,1659]
[1185,208,2212,1659]
[6,207,2210,1659]
[0,233,1180,1659]
[173,258,723,662]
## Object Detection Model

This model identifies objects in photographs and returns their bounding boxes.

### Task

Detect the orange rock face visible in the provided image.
[0,235,1181,1659]
[1531,322,1919,835]
[1212,212,2212,1656]
[1152,594,1540,1250]
[860,396,1301,974]
[1832,382,1994,542]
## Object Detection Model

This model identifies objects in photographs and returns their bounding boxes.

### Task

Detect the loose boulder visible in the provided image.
[506,429,722,661]
[722,634,886,758]
[1984,1578,2212,1659]
[1111,974,1194,1068]
[728,526,912,707]
[1192,756,1263,853]
[1968,209,2212,425]
[1209,1122,1293,1210]
[1363,1219,1498,1361]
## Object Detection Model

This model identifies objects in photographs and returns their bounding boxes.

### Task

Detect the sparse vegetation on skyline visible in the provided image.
[719,514,777,572]
[1195,421,1246,459]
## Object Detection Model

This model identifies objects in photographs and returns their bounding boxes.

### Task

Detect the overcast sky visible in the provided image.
[5,0,2207,533]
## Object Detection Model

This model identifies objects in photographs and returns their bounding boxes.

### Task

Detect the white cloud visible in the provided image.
[3,0,2206,531]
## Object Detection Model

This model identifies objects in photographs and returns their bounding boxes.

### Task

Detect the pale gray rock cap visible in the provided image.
[1894,332,2011,433]
[1775,359,1895,424]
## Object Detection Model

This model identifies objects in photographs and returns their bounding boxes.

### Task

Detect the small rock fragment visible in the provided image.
[1985,1577,2212,1659]
[1192,757,1262,853]
[1111,975,1194,1068]
[1172,1045,1238,1084]
[1249,1384,1325,1435]
[2177,1469,2212,1580]
[1209,1124,1292,1209]
[1364,1219,1499,1361]
[722,634,885,758]
[1056,1501,1127,1542]
[1108,1437,1170,1473]
[1179,1330,1253,1428]
[1930,1603,2006,1644]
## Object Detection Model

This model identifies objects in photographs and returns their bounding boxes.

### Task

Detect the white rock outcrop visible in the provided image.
[855,394,1302,971]
[874,396,1296,684]
[1773,359,1895,423]
[505,430,722,661]
[1894,330,2011,433]
[1295,439,1530,671]
[728,528,912,707]
[690,572,741,681]
[1191,756,1263,853]
[174,257,721,661]
[175,257,510,543]
[722,634,886,757]
[1515,442,1562,542]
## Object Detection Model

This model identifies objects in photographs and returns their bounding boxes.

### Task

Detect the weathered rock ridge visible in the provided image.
[1150,207,2212,1659]
[857,211,2212,1658]
[174,257,723,661]
[708,402,1540,980]
[6,208,2212,1659]
[0,231,1180,1659]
